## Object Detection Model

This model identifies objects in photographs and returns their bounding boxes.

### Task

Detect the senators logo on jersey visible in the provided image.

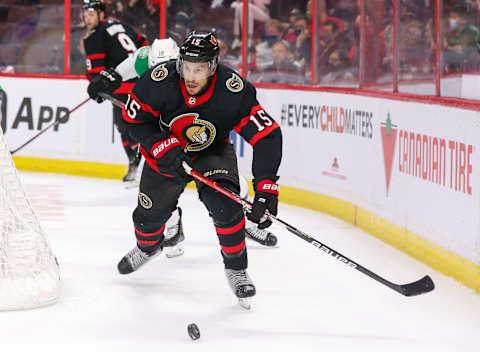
[169,113,216,152]
[226,73,243,93]
[151,64,168,81]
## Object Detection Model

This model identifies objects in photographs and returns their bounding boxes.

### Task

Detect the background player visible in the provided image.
[82,0,147,182]
[87,37,279,251]
[115,31,282,308]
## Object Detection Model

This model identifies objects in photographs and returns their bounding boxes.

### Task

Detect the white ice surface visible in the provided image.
[1,171,479,352]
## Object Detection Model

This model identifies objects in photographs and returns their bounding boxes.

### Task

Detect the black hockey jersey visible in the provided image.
[83,17,147,89]
[120,62,282,182]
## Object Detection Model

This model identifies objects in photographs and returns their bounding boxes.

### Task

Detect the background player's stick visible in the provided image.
[182,161,435,297]
[10,97,91,155]
[98,92,125,109]
[97,93,124,144]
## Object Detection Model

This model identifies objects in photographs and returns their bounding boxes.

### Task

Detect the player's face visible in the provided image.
[83,10,101,30]
[182,60,213,96]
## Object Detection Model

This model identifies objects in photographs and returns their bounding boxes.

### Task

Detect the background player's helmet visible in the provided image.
[176,31,219,78]
[148,38,180,68]
[82,0,106,12]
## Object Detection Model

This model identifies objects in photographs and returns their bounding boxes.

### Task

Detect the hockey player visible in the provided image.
[82,0,148,182]
[87,37,278,250]
[116,31,282,307]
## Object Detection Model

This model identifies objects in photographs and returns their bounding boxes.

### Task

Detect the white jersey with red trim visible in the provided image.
[120,61,282,181]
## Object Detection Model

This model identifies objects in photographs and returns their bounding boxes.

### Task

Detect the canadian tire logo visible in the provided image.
[380,113,397,195]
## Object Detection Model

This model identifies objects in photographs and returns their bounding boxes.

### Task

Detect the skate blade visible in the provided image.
[238,298,251,310]
[164,243,184,258]
[124,180,139,189]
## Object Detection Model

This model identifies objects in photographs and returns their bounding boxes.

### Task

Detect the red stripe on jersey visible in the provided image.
[249,122,279,146]
[179,74,217,107]
[114,82,135,95]
[122,108,144,124]
[140,146,175,178]
[135,224,165,237]
[140,146,159,172]
[122,141,129,147]
[130,92,160,117]
[234,105,263,133]
[216,218,245,235]
[87,53,106,60]
[150,137,180,159]
[221,240,246,254]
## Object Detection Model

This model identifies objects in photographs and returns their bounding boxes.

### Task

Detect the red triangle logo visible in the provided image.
[380,116,397,196]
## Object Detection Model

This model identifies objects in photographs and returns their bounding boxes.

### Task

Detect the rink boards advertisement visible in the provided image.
[1,76,479,268]
[252,88,480,264]
[1,76,126,164]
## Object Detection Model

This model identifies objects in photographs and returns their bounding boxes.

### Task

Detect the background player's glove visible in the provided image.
[150,134,191,182]
[247,179,279,229]
[87,69,122,103]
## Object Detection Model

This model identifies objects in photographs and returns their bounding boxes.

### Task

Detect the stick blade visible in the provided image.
[398,275,435,296]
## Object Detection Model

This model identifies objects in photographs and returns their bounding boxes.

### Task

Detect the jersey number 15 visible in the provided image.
[125,94,141,119]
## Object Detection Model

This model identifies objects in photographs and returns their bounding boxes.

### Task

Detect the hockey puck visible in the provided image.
[187,323,200,340]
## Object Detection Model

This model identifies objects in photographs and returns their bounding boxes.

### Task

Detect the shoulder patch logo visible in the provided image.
[138,192,153,209]
[151,64,168,81]
[226,73,244,93]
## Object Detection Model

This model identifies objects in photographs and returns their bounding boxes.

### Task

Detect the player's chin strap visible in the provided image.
[182,161,435,297]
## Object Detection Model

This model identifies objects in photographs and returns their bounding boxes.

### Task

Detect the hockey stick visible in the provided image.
[10,97,91,155]
[98,92,125,109]
[182,161,435,297]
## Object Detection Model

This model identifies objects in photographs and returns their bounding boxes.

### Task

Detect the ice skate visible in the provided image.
[245,221,278,246]
[225,268,256,310]
[117,245,162,274]
[122,158,140,183]
[163,207,185,258]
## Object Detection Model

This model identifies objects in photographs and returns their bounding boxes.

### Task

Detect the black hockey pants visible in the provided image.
[132,142,248,270]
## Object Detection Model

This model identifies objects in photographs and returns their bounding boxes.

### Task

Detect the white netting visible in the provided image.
[0,128,61,310]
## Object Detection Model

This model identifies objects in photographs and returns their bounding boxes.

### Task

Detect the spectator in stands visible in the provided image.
[217,37,239,69]
[282,7,301,46]
[398,17,432,79]
[349,7,376,83]
[167,11,193,45]
[293,15,312,76]
[327,0,357,24]
[316,18,354,83]
[443,4,480,72]
[141,0,160,42]
[255,19,284,69]
[317,0,344,32]
[258,40,305,84]
[321,45,355,83]
[231,0,271,50]
[102,0,125,21]
[210,0,235,8]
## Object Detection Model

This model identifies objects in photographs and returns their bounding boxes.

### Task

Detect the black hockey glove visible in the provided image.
[87,68,122,103]
[150,134,192,182]
[247,179,279,229]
